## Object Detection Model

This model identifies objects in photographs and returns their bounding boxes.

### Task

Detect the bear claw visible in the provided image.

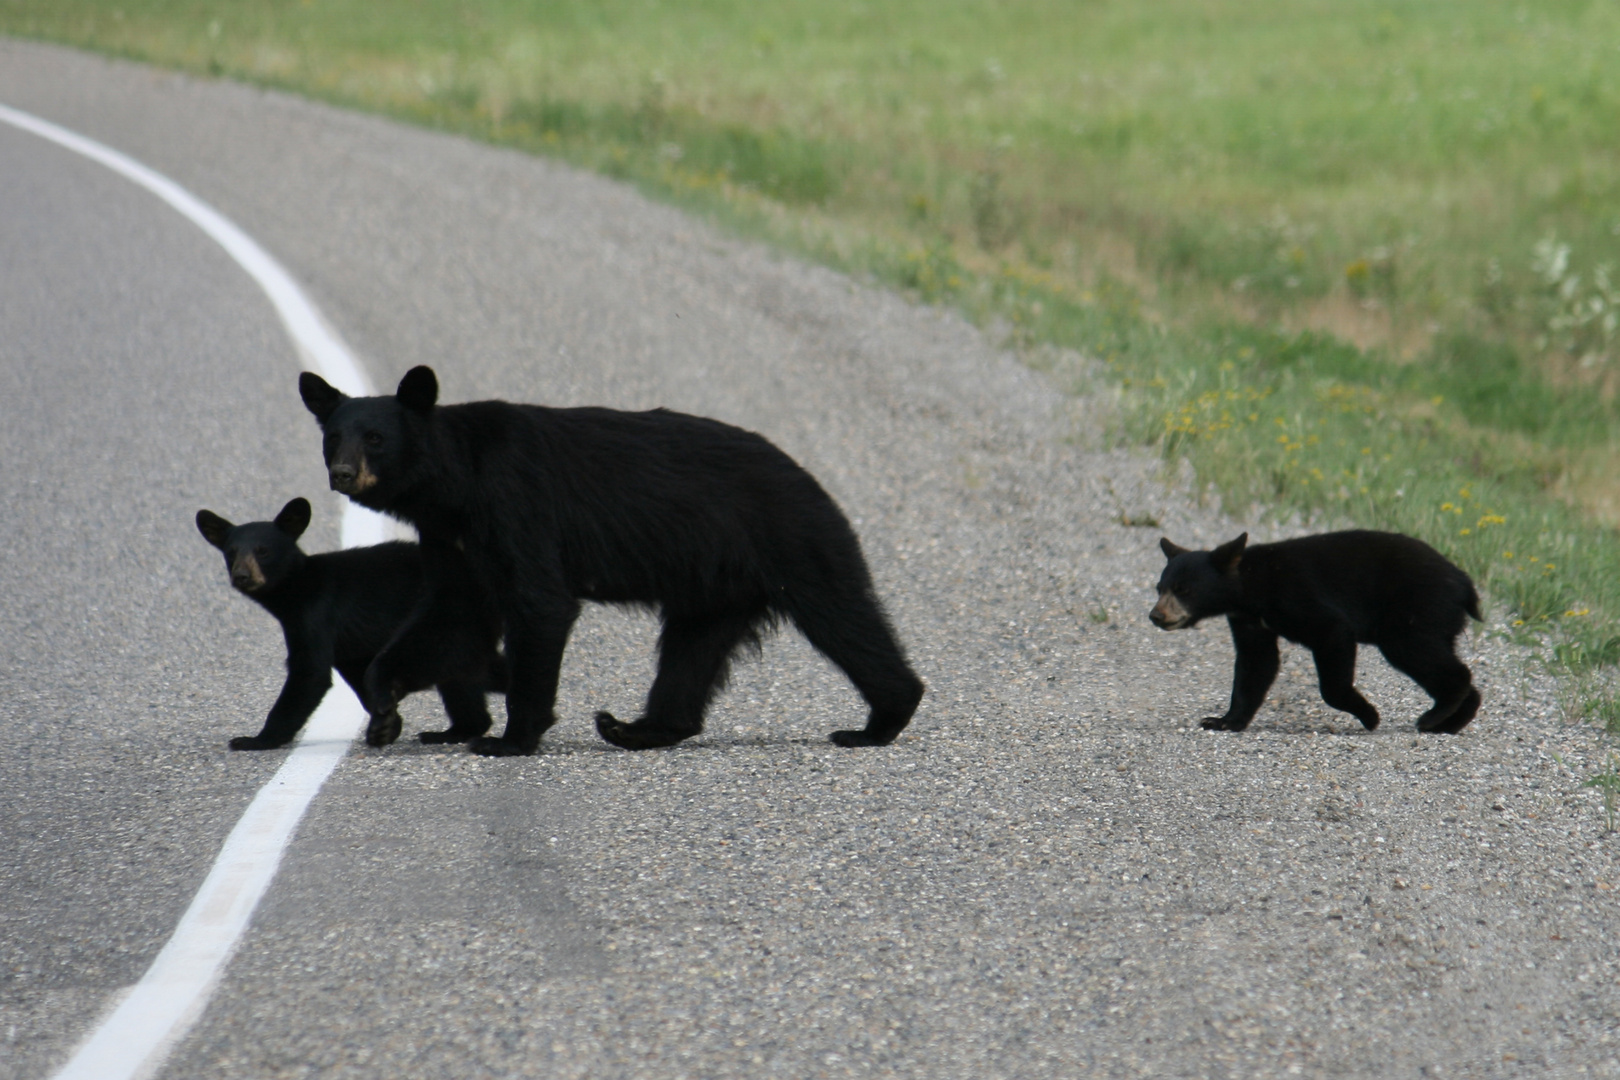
[829,729,898,747]
[595,711,695,750]
[229,734,291,751]
[1417,687,1480,734]
[364,709,403,747]
[468,735,536,757]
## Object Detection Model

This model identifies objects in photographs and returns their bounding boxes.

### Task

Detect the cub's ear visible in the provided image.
[396,366,438,413]
[299,372,348,423]
[274,497,312,540]
[1212,532,1249,574]
[1159,537,1190,561]
[196,510,233,549]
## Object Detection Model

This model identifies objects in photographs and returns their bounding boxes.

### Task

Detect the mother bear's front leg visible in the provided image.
[470,595,579,757]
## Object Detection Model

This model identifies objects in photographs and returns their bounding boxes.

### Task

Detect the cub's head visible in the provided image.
[1150,533,1247,631]
[196,498,312,595]
[299,366,437,511]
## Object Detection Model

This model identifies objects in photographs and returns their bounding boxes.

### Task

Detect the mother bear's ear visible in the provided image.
[396,366,439,413]
[299,372,348,423]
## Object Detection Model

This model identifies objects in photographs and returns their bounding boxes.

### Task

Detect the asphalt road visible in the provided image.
[1,39,1617,1080]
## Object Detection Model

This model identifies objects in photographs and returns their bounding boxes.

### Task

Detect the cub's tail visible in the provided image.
[1462,578,1483,622]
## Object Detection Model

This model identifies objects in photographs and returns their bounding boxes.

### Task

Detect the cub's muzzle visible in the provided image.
[1149,591,1192,630]
[230,554,265,593]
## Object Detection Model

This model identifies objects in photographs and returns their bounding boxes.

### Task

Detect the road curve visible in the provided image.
[2,38,1616,1080]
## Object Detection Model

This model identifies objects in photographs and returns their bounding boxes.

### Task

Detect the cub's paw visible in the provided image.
[364,709,403,747]
[1417,687,1480,734]
[419,727,480,745]
[468,735,536,757]
[829,729,898,748]
[229,734,291,751]
[1199,716,1250,732]
[595,711,694,750]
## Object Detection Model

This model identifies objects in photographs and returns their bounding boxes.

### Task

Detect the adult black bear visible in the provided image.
[196,497,506,749]
[1149,530,1481,734]
[298,366,924,757]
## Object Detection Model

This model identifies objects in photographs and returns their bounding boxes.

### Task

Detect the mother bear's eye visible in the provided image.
[364,431,384,448]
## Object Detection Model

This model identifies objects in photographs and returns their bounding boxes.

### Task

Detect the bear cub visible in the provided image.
[196,497,505,749]
[299,365,925,757]
[1150,530,1481,734]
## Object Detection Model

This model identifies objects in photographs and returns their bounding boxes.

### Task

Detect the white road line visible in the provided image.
[0,102,387,1080]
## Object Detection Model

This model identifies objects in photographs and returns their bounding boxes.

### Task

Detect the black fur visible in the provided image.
[299,366,924,757]
[196,498,506,750]
[1149,530,1482,734]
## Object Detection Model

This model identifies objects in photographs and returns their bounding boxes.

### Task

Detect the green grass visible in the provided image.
[12,1,1620,357]
[10,2,1620,804]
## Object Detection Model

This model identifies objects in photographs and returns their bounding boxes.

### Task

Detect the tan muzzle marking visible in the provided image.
[1151,590,1191,629]
[231,553,267,592]
[352,457,380,492]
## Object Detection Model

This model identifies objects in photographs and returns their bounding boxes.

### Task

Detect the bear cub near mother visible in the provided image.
[298,365,925,758]
[1150,530,1482,734]
[196,497,506,750]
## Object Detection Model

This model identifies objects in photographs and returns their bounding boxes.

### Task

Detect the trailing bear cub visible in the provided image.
[196,497,506,750]
[1150,530,1481,734]
[299,366,924,757]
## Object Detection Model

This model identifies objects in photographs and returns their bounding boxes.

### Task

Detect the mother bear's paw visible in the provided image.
[595,711,697,750]
[829,728,899,747]
[468,735,537,757]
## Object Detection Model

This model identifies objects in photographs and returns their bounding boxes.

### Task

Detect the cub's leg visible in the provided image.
[364,607,497,748]
[1378,634,1478,734]
[234,664,333,749]
[596,610,761,751]
[334,660,398,747]
[421,680,495,744]
[335,662,368,701]
[360,600,441,746]
[232,633,334,750]
[1426,687,1481,734]
[1203,615,1280,731]
[787,587,923,748]
[1310,631,1380,730]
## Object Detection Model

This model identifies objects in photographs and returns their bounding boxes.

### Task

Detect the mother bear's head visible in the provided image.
[299,365,438,510]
